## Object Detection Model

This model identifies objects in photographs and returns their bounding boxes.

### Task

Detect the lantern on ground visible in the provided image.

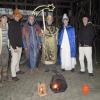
[82,84,90,95]
[38,82,47,96]
[50,73,67,93]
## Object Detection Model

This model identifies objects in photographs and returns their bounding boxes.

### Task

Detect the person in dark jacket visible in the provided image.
[8,8,24,81]
[78,15,95,77]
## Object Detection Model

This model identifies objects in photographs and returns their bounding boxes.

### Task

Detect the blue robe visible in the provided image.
[22,24,42,69]
[58,25,76,64]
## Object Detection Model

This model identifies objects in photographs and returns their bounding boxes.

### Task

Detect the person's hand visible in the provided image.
[38,45,42,49]
[54,33,56,36]
[25,48,28,52]
[41,33,45,37]
[14,49,18,52]
[79,43,81,46]
[53,33,56,38]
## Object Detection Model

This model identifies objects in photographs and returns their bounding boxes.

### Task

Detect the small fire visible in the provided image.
[52,83,60,91]
[53,84,58,89]
[40,87,43,93]
[38,82,47,96]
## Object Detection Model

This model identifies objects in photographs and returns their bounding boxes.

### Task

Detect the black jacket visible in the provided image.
[78,22,95,46]
[8,20,23,49]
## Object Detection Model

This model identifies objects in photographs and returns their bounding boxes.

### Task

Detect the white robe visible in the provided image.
[61,28,76,70]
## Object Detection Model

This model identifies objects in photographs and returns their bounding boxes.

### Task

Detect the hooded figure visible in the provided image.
[58,13,76,71]
[22,15,42,72]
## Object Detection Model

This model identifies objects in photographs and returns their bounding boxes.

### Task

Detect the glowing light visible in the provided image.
[53,84,58,89]
[38,83,47,96]
[40,87,44,93]
[82,84,90,95]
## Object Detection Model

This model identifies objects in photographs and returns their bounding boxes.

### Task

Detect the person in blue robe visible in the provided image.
[58,13,76,72]
[22,15,42,72]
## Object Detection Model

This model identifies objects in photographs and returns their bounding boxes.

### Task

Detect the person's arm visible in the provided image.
[22,27,28,49]
[8,22,16,49]
[58,26,63,46]
[72,28,76,46]
[35,24,42,49]
[90,24,96,39]
[55,28,58,45]
[35,24,43,36]
[78,29,81,46]
[71,27,76,57]
[38,35,42,45]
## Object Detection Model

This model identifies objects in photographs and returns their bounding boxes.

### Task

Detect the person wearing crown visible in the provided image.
[42,13,58,72]
[58,13,76,72]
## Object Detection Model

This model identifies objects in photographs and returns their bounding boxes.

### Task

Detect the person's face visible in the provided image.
[28,16,35,25]
[82,17,88,26]
[63,19,69,26]
[1,16,7,24]
[47,17,53,25]
[14,16,20,21]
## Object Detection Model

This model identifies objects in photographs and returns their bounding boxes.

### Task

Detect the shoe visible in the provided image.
[79,71,85,74]
[12,77,19,81]
[89,73,94,77]
[16,71,25,74]
[61,69,65,72]
[45,69,49,72]
[2,76,8,81]
[71,68,75,72]
[30,69,33,73]
[35,68,39,71]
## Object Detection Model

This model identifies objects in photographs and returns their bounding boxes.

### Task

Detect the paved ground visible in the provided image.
[0,64,100,100]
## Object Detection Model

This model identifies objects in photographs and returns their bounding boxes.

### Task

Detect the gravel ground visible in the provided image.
[0,64,100,100]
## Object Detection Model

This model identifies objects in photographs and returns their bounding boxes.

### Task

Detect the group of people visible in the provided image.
[0,8,95,86]
[58,14,95,77]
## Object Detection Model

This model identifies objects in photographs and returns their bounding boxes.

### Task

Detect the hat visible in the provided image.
[13,8,22,19]
[82,14,90,19]
[62,13,69,20]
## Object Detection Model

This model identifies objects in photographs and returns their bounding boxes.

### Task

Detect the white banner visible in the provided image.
[0,8,33,15]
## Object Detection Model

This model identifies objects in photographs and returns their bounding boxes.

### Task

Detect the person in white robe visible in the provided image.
[58,13,76,71]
